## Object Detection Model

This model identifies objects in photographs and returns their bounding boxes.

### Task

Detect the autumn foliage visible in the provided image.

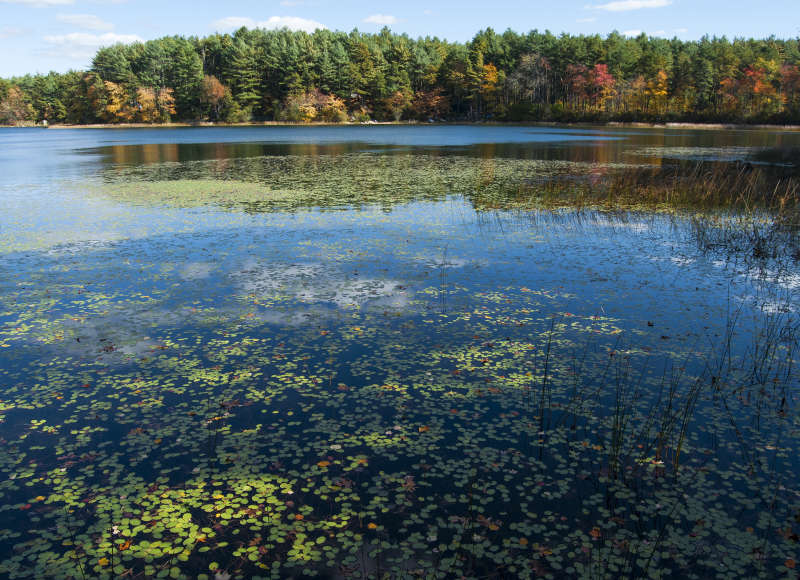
[279,90,348,123]
[0,86,34,125]
[3,28,800,124]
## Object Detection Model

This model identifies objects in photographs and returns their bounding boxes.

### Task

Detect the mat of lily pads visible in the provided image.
[0,152,798,580]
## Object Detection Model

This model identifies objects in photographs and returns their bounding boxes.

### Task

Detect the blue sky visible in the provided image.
[1,0,798,77]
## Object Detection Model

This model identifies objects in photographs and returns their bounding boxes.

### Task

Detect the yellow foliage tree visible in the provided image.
[383,90,411,121]
[646,70,669,114]
[135,87,158,123]
[156,88,176,122]
[317,93,347,122]
[282,89,347,123]
[103,81,132,123]
[480,63,501,113]
[750,58,780,115]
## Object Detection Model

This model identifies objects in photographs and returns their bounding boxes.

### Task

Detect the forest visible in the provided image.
[1,26,800,125]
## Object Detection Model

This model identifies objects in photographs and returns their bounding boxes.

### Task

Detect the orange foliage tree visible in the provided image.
[0,86,35,124]
[200,75,227,120]
[409,89,450,120]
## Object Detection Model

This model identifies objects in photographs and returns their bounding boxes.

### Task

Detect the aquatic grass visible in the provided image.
[533,164,800,263]
[60,506,87,580]
[542,319,556,427]
[528,163,800,211]
[690,211,800,264]
[607,353,640,481]
[504,288,798,577]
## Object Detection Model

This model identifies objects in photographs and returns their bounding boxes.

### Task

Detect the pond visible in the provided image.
[0,125,798,579]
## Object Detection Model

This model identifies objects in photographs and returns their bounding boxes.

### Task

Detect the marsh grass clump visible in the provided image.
[689,211,800,263]
[511,163,800,263]
[523,163,800,211]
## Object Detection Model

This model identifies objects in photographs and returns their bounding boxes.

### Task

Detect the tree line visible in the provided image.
[2,27,800,125]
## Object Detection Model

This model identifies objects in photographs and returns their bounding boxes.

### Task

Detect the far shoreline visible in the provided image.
[34,121,800,132]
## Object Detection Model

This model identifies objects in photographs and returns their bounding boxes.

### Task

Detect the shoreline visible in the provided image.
[606,121,800,131]
[8,120,800,132]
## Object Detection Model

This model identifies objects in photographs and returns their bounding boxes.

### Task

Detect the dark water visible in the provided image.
[0,125,798,579]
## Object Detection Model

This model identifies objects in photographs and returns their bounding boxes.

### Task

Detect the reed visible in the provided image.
[505,164,800,264]
[521,163,800,213]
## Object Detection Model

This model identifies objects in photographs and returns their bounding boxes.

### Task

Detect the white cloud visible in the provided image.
[56,14,114,31]
[0,0,73,5]
[363,14,399,26]
[622,29,668,37]
[213,16,257,30]
[43,32,142,59]
[589,0,671,11]
[213,15,326,33]
[258,16,325,32]
[0,27,27,39]
[674,27,688,34]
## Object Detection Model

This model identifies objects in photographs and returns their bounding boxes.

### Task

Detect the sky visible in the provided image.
[1,0,798,77]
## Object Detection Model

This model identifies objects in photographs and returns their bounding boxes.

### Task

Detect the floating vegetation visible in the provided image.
[91,153,625,212]
[629,146,758,164]
[90,151,800,214]
[87,151,800,266]
[98,179,311,209]
[1,128,799,579]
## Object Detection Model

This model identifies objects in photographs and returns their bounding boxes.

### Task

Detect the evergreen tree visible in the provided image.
[4,26,800,125]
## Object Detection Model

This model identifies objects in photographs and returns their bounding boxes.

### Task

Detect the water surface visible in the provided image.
[0,125,797,579]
